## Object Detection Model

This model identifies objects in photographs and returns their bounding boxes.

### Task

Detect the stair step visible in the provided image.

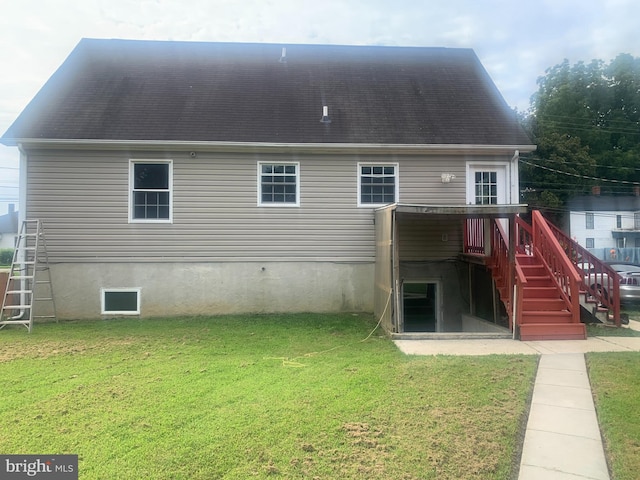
[521,310,572,324]
[523,286,560,298]
[515,255,540,266]
[519,323,586,341]
[524,276,556,287]
[520,265,547,276]
[523,298,567,311]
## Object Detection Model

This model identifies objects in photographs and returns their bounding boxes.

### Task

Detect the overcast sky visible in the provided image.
[1,0,639,213]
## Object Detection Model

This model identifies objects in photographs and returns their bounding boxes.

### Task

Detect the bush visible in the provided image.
[0,249,14,266]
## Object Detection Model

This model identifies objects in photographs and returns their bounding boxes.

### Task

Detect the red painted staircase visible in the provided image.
[466,210,621,340]
[516,253,586,341]
[483,211,586,341]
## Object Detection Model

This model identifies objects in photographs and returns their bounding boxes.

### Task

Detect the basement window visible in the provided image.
[101,288,141,315]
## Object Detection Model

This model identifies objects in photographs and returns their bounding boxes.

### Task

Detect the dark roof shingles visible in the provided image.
[2,39,531,146]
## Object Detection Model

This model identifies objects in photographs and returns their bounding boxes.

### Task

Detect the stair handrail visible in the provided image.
[491,219,527,331]
[531,211,581,324]
[545,220,621,326]
[515,215,533,254]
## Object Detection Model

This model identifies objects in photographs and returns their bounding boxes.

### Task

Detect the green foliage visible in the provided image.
[0,248,14,266]
[0,314,537,479]
[521,54,640,214]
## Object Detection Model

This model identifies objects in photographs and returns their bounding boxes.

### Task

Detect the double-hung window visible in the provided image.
[258,162,299,206]
[358,163,398,207]
[585,212,594,230]
[130,160,172,222]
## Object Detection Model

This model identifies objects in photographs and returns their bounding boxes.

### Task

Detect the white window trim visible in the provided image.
[357,162,399,208]
[129,159,173,223]
[101,288,141,315]
[257,161,300,207]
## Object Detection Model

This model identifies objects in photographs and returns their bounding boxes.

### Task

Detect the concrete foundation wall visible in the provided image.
[47,262,374,319]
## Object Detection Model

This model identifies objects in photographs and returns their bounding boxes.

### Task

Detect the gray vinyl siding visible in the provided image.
[398,157,467,205]
[26,149,479,263]
[397,217,463,261]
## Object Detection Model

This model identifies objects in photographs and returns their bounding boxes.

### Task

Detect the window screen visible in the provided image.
[131,162,171,220]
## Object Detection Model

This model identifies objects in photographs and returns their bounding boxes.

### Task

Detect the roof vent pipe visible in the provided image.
[279,47,287,63]
[320,105,331,124]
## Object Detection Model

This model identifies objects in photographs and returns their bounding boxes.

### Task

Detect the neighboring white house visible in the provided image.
[568,194,640,262]
[0,204,18,249]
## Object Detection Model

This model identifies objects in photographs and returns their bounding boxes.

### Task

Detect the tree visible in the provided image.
[522,54,640,215]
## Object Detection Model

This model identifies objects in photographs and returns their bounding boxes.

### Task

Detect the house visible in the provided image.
[0,204,18,250]
[567,193,640,264]
[2,38,540,334]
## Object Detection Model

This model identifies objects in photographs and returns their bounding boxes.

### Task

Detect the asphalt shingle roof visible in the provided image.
[2,39,532,146]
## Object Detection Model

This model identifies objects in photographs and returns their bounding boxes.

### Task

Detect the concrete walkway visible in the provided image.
[393,320,640,480]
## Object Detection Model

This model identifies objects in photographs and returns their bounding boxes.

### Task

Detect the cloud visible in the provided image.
[1,0,640,209]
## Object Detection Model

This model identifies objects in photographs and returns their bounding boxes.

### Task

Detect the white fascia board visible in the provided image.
[14,138,537,155]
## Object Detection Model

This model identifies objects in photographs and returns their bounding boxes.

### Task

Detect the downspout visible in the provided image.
[10,144,28,320]
[510,149,519,204]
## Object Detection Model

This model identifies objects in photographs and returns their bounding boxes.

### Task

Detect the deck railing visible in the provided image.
[463,218,485,255]
[465,211,620,329]
[546,219,621,326]
[490,219,527,330]
[515,216,533,254]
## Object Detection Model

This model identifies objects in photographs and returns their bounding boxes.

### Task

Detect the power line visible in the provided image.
[521,155,640,173]
[519,159,640,186]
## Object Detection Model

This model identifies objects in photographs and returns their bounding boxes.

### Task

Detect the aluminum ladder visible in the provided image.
[1,220,57,332]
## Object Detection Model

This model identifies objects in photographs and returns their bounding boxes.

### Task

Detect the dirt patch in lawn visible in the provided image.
[0,338,136,363]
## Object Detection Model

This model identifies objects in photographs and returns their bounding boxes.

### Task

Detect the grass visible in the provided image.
[586,303,640,337]
[587,324,640,337]
[587,352,640,480]
[588,303,640,479]
[0,314,538,479]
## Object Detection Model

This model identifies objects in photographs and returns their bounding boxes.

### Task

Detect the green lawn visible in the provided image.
[0,314,537,479]
[588,304,640,479]
[587,352,640,480]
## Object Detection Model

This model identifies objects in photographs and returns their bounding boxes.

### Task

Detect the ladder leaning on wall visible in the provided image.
[0,220,57,332]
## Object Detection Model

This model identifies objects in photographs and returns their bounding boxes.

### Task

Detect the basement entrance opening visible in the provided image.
[402,282,438,332]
